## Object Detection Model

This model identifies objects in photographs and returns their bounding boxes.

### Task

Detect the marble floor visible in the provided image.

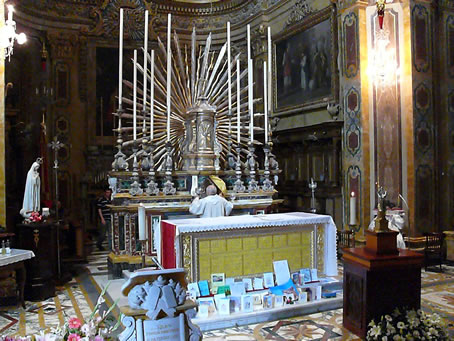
[1,244,454,340]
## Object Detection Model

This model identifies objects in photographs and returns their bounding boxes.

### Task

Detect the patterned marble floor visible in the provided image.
[1,247,454,340]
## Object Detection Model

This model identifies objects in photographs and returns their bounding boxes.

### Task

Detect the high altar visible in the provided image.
[161,212,338,282]
[107,12,282,276]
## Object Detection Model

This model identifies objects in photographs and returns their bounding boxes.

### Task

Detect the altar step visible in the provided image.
[192,295,343,331]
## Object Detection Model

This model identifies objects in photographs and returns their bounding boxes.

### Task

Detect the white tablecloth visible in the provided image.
[0,249,35,267]
[163,212,338,276]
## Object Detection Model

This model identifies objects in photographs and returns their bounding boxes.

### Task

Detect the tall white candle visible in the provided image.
[349,192,357,225]
[7,5,13,22]
[138,204,146,240]
[133,49,137,141]
[227,22,232,115]
[118,8,124,107]
[246,24,253,143]
[263,60,268,144]
[267,27,272,127]
[143,10,149,108]
[247,24,251,63]
[248,58,253,143]
[166,13,172,142]
[236,59,241,144]
[150,50,155,141]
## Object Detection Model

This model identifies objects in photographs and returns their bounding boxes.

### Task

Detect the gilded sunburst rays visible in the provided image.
[117,28,263,170]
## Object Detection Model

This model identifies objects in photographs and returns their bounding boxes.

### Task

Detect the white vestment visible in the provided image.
[20,161,41,218]
[189,195,233,218]
[368,213,406,249]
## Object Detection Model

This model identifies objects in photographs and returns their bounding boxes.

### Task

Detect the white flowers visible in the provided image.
[366,308,448,341]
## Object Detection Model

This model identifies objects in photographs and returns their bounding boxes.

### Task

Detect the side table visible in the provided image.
[0,249,35,307]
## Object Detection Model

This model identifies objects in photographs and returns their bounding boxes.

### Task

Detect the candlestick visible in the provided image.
[143,10,148,108]
[133,49,137,141]
[227,22,232,116]
[150,49,155,141]
[309,178,317,213]
[263,60,268,144]
[138,204,146,241]
[166,13,172,142]
[349,192,357,225]
[236,59,241,144]
[118,8,124,107]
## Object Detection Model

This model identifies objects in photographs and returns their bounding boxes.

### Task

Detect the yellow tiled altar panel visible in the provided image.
[258,236,272,248]
[198,230,315,281]
[288,233,301,246]
[210,240,226,253]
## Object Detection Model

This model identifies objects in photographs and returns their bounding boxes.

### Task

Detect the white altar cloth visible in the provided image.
[0,249,35,267]
[163,212,338,276]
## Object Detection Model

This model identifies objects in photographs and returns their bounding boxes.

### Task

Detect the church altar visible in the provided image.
[107,10,283,277]
[161,212,338,282]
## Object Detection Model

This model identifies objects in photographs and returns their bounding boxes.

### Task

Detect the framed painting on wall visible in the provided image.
[273,6,338,114]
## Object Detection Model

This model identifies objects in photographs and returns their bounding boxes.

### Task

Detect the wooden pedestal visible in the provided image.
[16,223,59,301]
[342,248,423,338]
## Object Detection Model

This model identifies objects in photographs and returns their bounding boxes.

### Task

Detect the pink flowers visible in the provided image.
[66,335,80,341]
[29,211,42,223]
[68,318,82,330]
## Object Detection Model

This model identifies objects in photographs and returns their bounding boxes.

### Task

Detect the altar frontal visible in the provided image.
[161,212,338,283]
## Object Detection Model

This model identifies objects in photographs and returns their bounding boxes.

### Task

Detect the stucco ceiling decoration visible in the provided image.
[19,0,281,37]
[286,0,313,28]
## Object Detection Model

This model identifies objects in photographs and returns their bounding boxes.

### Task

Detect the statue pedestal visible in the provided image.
[342,248,423,338]
[365,230,399,255]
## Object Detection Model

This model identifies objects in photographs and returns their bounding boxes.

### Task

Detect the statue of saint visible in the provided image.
[20,158,42,218]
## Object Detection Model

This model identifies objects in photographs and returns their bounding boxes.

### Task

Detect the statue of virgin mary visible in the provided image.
[20,158,42,218]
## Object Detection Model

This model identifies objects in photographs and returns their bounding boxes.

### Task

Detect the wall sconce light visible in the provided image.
[1,4,27,60]
[368,29,400,87]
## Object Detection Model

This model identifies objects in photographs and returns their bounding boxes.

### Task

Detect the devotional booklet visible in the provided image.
[273,260,291,286]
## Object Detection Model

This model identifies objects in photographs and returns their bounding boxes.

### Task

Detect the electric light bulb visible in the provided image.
[17,33,26,45]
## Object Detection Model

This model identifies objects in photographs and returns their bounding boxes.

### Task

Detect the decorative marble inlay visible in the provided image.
[446,15,454,78]
[416,165,434,232]
[347,89,359,112]
[347,130,359,150]
[415,83,431,111]
[412,4,431,73]
[343,12,359,78]
[344,87,361,158]
[416,121,431,154]
[449,90,454,113]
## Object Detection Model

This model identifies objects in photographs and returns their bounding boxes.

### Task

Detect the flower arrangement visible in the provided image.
[29,212,42,223]
[367,307,449,341]
[0,283,122,341]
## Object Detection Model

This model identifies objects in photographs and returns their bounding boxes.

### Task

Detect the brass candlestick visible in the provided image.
[140,240,147,269]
